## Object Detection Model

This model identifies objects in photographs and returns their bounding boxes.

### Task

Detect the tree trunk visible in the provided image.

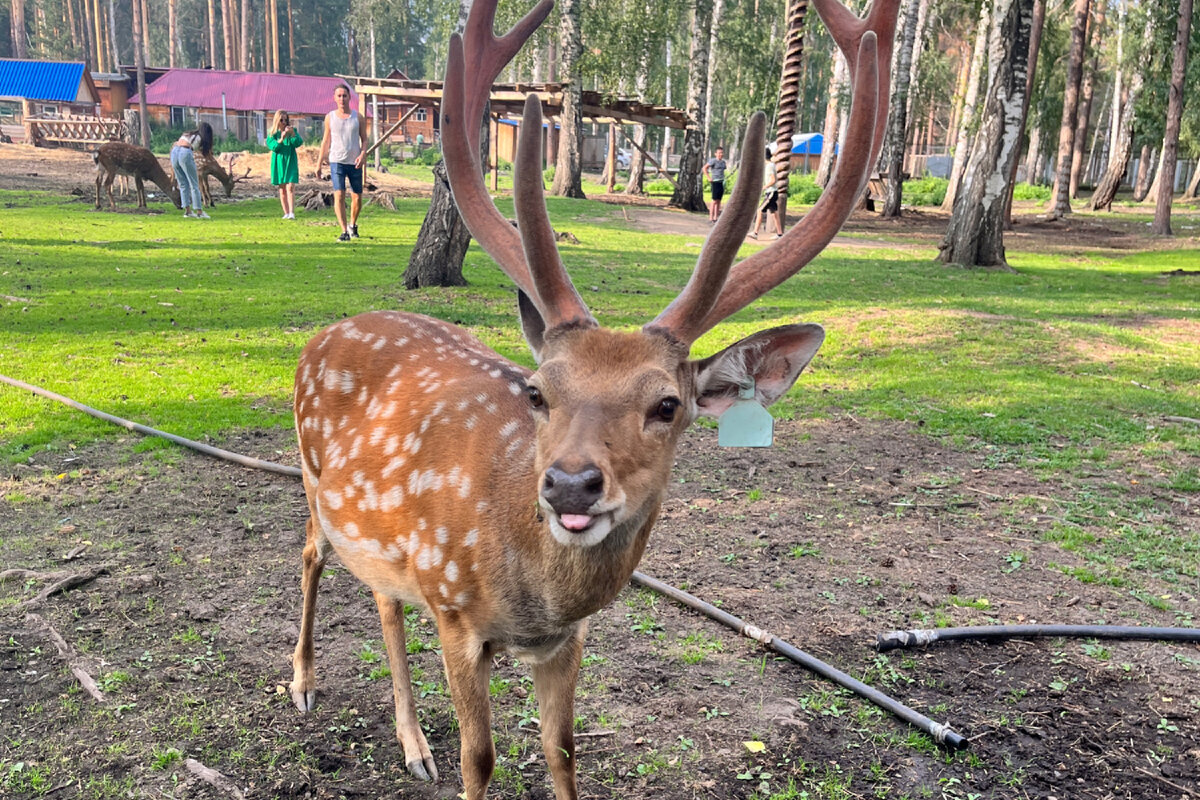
[942,0,992,211]
[1024,125,1042,183]
[551,0,586,198]
[903,0,930,128]
[1108,0,1126,174]
[403,160,472,289]
[207,0,217,68]
[1151,0,1191,235]
[1046,0,1090,219]
[938,0,1033,269]
[286,0,295,72]
[106,0,119,75]
[703,0,726,152]
[1069,0,1105,198]
[669,0,715,212]
[1003,0,1044,226]
[11,0,28,58]
[815,48,846,188]
[1090,6,1151,211]
[625,21,651,196]
[140,0,151,64]
[132,0,150,147]
[1133,145,1154,202]
[661,37,671,169]
[168,0,178,67]
[765,0,808,226]
[1184,163,1200,199]
[240,0,250,71]
[1145,143,1167,202]
[222,0,234,69]
[882,0,922,218]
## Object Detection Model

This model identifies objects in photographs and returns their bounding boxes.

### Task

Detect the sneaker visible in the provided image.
[286,212,295,219]
[749,232,758,239]
[196,211,211,219]
[282,213,290,219]
[350,225,359,239]
[337,231,351,243]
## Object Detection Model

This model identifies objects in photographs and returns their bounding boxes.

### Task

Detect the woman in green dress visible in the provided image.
[268,110,303,219]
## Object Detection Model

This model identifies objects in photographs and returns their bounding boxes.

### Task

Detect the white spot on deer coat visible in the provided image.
[499,420,518,439]
[445,561,459,582]
[464,528,479,547]
[322,489,344,510]
[380,486,404,512]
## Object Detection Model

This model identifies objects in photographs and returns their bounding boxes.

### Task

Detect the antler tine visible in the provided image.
[515,95,594,328]
[441,0,554,300]
[645,112,768,344]
[812,0,900,173]
[695,27,885,335]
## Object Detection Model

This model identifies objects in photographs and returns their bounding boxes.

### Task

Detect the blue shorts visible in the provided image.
[330,162,363,194]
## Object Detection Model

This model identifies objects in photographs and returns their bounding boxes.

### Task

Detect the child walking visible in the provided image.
[268,110,302,219]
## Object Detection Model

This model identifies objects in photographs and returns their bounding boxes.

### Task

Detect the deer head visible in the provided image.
[441,0,897,545]
[288,1,897,798]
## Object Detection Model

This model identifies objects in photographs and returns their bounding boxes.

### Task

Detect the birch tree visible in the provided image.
[551,0,586,198]
[942,0,991,211]
[938,0,1034,268]
[669,0,714,212]
[1090,7,1154,211]
[881,0,922,218]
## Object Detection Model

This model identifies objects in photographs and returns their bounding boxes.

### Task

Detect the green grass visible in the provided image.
[0,188,1197,481]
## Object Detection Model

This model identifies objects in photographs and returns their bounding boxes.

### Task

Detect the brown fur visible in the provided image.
[196,151,234,207]
[93,142,181,211]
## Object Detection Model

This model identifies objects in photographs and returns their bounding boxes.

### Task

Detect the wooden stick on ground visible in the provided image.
[185,759,246,800]
[17,563,109,610]
[24,613,106,702]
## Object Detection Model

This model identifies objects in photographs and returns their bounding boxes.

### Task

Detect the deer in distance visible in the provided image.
[93,141,181,211]
[197,151,250,207]
[287,0,897,797]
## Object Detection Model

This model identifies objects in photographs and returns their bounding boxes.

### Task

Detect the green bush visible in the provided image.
[543,165,556,184]
[645,177,674,194]
[1012,182,1051,201]
[410,146,443,166]
[903,175,949,206]
[789,172,823,203]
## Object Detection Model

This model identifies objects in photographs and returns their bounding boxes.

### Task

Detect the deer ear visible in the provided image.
[518,290,547,363]
[692,323,825,419]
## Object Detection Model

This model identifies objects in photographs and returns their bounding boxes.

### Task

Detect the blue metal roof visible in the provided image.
[0,59,88,102]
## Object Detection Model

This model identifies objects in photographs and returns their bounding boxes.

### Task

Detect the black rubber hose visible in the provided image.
[4,373,967,750]
[632,572,969,750]
[876,625,1200,652]
[0,373,303,478]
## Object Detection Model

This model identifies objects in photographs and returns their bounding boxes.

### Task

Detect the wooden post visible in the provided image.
[491,114,499,192]
[616,126,678,190]
[606,122,617,193]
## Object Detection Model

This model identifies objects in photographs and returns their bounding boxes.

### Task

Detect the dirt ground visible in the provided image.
[2,142,1199,799]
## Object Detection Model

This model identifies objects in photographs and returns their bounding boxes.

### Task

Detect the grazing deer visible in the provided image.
[93,141,182,211]
[288,0,897,797]
[197,152,250,207]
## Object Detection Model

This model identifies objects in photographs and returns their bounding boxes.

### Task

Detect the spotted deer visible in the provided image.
[197,152,250,207]
[93,141,181,211]
[288,0,897,797]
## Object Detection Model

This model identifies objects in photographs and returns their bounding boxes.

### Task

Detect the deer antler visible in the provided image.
[442,0,593,328]
[646,0,897,344]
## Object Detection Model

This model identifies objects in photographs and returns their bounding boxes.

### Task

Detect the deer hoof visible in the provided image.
[406,757,438,782]
[290,686,317,713]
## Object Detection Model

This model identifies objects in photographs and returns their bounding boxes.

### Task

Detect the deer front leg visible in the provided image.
[135,176,147,208]
[290,516,328,712]
[440,623,495,800]
[104,174,117,211]
[374,592,438,782]
[531,626,585,800]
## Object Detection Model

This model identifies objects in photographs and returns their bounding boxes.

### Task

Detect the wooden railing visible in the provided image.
[24,116,126,148]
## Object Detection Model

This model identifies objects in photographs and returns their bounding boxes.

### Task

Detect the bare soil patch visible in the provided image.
[2,418,1197,799]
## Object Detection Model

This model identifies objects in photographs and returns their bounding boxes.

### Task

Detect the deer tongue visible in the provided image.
[559,514,593,532]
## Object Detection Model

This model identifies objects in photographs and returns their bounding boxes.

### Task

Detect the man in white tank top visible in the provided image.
[318,84,369,242]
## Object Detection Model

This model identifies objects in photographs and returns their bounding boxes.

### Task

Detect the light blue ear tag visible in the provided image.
[718,379,774,447]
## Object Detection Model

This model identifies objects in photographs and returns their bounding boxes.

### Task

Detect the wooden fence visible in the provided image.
[23,116,127,148]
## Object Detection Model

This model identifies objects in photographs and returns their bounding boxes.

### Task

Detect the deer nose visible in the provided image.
[541,463,604,515]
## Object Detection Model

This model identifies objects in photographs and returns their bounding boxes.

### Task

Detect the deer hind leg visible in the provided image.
[135,176,147,208]
[531,626,585,800]
[289,515,329,712]
[374,593,438,781]
[103,173,117,211]
[439,623,495,800]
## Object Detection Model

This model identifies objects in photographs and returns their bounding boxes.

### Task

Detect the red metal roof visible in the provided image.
[144,69,366,116]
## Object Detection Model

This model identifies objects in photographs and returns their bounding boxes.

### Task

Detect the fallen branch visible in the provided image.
[17,564,109,610]
[1135,766,1198,798]
[1,568,70,583]
[24,613,105,702]
[1164,415,1200,426]
[185,759,246,800]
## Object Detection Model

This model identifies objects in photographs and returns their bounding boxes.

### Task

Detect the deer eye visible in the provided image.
[654,397,680,423]
[526,385,545,409]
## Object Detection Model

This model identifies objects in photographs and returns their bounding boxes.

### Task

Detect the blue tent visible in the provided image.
[790,132,838,155]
